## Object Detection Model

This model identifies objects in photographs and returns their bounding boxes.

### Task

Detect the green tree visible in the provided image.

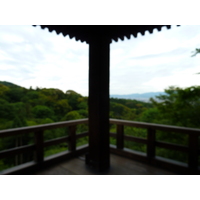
[62,111,82,121]
[65,90,82,110]
[139,107,161,123]
[12,102,27,119]
[6,87,26,103]
[150,86,200,128]
[110,102,133,120]
[0,84,10,98]
[54,99,72,119]
[0,99,15,120]
[32,105,55,120]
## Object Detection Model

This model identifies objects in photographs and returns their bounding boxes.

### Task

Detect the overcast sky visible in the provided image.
[0,25,200,96]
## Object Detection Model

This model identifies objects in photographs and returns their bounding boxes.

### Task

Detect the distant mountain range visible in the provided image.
[0,81,165,102]
[110,92,166,102]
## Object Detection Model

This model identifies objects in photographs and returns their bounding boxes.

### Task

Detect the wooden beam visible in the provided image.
[87,35,110,171]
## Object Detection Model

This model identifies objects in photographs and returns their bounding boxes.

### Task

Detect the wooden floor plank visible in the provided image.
[34,154,176,175]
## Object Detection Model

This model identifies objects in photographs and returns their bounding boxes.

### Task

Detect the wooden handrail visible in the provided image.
[110,118,200,134]
[123,135,147,144]
[44,136,70,147]
[109,118,200,174]
[0,144,35,159]
[1,118,200,174]
[0,118,88,137]
[76,132,89,139]
[155,141,188,152]
[0,119,89,174]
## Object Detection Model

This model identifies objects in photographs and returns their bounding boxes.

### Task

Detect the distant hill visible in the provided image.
[0,81,22,88]
[110,92,166,102]
[0,80,165,102]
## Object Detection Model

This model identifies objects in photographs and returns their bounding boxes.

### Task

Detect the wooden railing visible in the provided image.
[0,118,200,174]
[109,119,200,174]
[0,119,89,175]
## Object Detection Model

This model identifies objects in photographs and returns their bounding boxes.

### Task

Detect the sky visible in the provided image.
[0,25,200,96]
[0,2,199,195]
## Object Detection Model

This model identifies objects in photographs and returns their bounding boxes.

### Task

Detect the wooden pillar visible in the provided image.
[86,35,110,171]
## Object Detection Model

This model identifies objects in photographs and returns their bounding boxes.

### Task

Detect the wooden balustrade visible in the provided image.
[0,119,89,175]
[109,118,200,174]
[0,118,200,174]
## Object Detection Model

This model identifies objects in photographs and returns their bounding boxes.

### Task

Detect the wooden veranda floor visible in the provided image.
[34,153,176,175]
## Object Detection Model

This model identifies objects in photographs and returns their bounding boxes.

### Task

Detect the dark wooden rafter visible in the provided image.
[36,25,175,43]
[140,30,145,36]
[125,33,131,39]
[118,35,124,41]
[112,36,118,42]
[132,32,138,38]
[157,26,162,31]
[148,29,153,34]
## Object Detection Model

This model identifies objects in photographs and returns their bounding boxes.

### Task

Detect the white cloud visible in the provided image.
[110,25,200,94]
[0,25,200,96]
[0,25,89,96]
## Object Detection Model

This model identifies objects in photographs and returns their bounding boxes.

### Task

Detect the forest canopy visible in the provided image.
[0,81,200,170]
[0,81,200,129]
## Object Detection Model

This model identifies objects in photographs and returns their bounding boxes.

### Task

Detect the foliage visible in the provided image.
[0,99,15,120]
[62,111,82,121]
[32,105,55,119]
[0,82,89,170]
[150,86,200,128]
[0,84,10,97]
[110,98,152,120]
[0,81,21,88]
[191,48,200,57]
[1,80,200,170]
[65,90,82,110]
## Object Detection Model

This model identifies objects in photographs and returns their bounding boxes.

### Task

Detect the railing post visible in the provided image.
[147,128,156,163]
[117,125,124,149]
[69,125,76,152]
[188,133,198,172]
[34,130,44,164]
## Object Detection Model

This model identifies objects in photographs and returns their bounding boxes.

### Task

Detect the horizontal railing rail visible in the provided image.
[0,119,89,175]
[1,118,200,174]
[0,119,88,137]
[110,118,200,134]
[109,118,200,174]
